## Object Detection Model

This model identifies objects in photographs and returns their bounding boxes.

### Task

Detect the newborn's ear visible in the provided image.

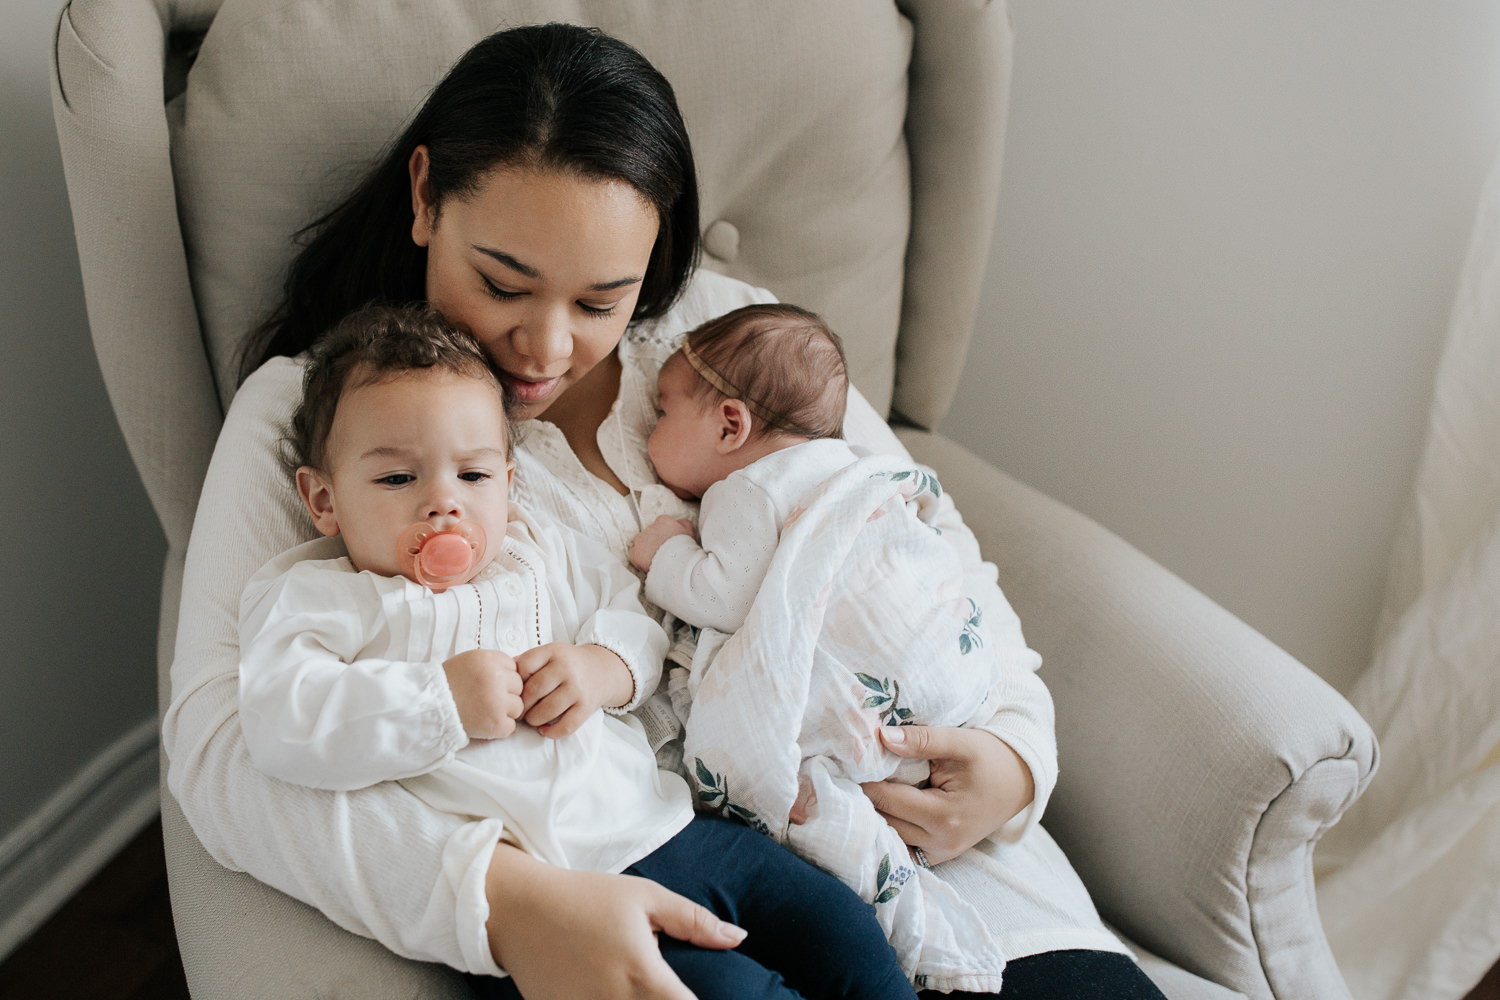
[296,467,342,537]
[716,398,753,453]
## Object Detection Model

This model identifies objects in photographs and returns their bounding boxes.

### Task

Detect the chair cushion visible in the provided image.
[171,0,914,413]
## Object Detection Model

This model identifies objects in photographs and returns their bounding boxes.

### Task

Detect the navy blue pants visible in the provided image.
[924,949,1169,999]
[467,814,916,1000]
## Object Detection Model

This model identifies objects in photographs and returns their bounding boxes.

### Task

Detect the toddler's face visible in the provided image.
[648,356,723,500]
[298,369,514,583]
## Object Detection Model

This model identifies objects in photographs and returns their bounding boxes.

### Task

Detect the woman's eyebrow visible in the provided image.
[473,245,538,278]
[472,244,641,291]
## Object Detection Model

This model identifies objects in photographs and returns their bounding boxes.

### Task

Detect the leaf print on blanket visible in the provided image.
[958,598,985,655]
[874,851,914,904]
[692,757,768,834]
[857,673,915,725]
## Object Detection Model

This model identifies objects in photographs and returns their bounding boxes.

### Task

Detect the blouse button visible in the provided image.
[505,579,523,598]
[505,629,524,648]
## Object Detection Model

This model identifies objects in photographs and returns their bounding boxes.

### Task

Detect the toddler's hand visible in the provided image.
[516,643,634,738]
[628,515,695,573]
[443,648,525,740]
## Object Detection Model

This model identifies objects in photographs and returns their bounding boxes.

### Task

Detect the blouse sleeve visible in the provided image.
[842,385,1058,834]
[238,555,466,790]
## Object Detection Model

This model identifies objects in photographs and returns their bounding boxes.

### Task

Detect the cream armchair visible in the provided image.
[51,1,1375,997]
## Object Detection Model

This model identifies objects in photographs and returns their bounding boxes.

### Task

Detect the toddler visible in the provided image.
[237,305,917,999]
[629,303,1012,987]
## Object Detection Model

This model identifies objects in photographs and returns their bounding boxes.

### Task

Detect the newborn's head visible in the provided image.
[648,304,848,498]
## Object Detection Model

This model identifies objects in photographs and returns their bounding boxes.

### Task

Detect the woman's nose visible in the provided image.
[512,302,572,368]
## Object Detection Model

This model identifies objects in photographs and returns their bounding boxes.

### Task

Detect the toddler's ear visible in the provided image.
[716,399,753,453]
[296,467,342,537]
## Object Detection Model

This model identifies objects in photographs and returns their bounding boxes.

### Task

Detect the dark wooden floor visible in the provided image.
[0,816,188,1000]
[0,813,1495,1000]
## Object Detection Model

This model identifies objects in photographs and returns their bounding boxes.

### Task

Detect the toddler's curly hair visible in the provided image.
[288,304,513,474]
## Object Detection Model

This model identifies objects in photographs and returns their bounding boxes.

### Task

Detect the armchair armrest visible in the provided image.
[898,429,1376,1000]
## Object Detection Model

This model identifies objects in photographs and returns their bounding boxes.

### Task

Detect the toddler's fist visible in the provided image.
[443,648,524,739]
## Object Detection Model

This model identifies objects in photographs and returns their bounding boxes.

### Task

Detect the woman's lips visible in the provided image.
[504,374,562,402]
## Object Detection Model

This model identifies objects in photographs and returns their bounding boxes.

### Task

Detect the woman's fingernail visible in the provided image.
[720,922,748,945]
[882,727,906,745]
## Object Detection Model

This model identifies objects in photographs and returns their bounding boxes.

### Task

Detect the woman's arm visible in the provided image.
[485,842,748,1000]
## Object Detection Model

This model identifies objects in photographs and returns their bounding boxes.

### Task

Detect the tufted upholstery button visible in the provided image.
[703,219,740,262]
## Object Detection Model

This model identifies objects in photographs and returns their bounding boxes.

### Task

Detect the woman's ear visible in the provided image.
[715,399,754,454]
[296,467,342,538]
[409,145,435,248]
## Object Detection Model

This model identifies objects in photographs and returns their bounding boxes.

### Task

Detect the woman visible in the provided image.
[164,22,1163,1000]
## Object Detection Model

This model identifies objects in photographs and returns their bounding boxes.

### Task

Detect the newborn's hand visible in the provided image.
[443,648,524,740]
[516,643,634,738]
[628,515,695,573]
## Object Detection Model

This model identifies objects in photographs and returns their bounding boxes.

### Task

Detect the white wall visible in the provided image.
[0,0,165,957]
[944,0,1500,693]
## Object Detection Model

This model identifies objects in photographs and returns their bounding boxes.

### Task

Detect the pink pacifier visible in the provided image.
[397,520,488,592]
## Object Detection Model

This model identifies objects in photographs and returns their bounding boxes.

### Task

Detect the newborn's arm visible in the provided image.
[643,476,781,633]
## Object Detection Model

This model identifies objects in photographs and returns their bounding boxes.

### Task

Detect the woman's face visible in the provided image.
[411,150,661,420]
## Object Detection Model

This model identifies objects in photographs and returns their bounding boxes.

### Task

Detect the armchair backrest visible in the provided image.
[52,0,1012,688]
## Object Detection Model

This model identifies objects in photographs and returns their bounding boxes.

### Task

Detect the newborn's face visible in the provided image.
[648,356,721,500]
[312,370,514,582]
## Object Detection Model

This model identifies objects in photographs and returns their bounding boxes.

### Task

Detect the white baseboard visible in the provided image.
[0,718,161,963]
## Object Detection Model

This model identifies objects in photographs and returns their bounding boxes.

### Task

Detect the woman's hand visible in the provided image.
[860,725,1036,865]
[485,843,746,1000]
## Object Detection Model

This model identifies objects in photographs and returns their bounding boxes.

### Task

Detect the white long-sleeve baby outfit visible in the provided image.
[238,504,692,876]
[644,438,859,633]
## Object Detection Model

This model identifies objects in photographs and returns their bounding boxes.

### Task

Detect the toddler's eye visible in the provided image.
[459,471,491,483]
[377,474,414,487]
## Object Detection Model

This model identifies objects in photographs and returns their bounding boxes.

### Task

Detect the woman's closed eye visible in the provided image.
[578,300,619,318]
[481,274,618,318]
[481,275,521,302]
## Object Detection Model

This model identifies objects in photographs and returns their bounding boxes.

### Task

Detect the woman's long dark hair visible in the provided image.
[240,23,701,383]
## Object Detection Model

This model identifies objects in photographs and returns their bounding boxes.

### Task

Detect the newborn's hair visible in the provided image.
[289,304,514,473]
[678,303,848,440]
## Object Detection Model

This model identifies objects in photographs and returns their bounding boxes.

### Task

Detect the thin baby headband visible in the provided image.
[679,339,800,434]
